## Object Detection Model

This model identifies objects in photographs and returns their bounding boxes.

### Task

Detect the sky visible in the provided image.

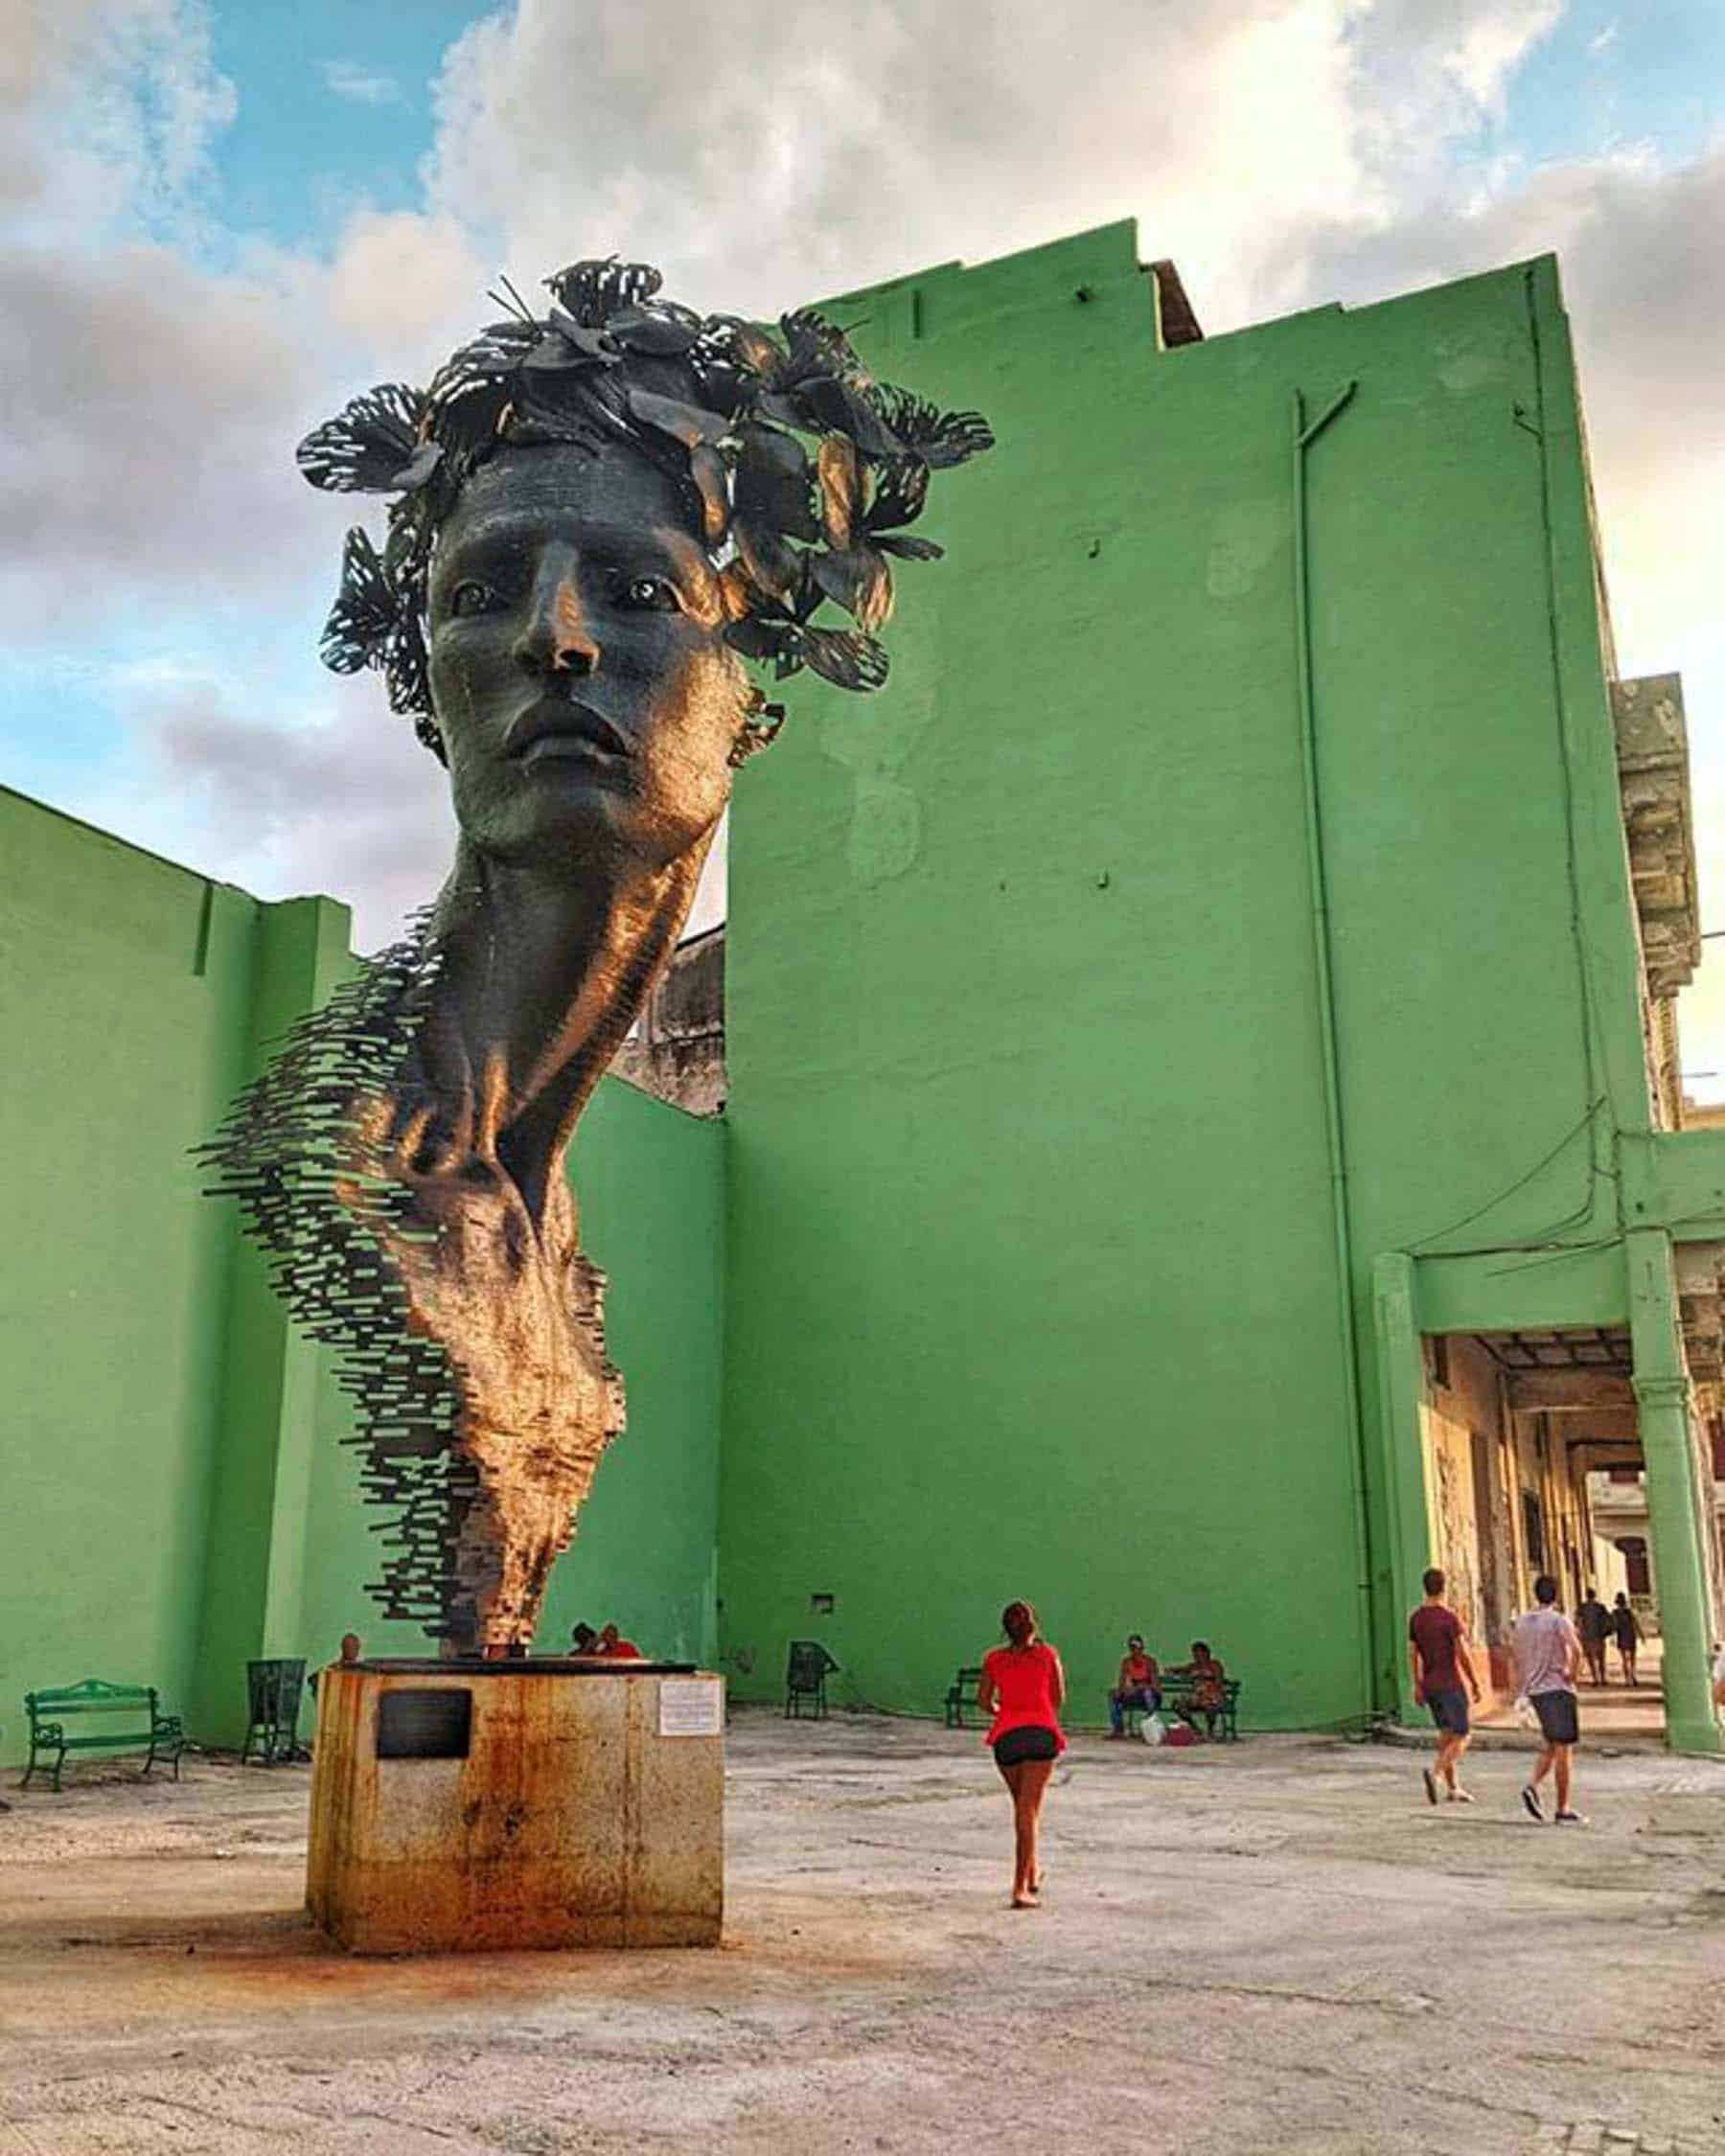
[2,0,1723,1080]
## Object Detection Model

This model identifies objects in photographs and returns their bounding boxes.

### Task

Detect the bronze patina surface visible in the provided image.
[203,259,992,1655]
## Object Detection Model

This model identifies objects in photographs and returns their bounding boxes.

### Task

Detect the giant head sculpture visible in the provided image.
[205,260,992,1656]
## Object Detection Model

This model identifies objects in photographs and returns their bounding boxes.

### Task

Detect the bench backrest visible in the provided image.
[786,1640,838,1688]
[27,1679,157,1718]
[952,1665,984,1686]
[1162,1675,1241,1707]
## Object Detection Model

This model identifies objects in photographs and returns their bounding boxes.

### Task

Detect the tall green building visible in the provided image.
[4,222,1722,1755]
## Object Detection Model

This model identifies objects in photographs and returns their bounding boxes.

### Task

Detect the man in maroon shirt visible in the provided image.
[1409,1567,1482,1805]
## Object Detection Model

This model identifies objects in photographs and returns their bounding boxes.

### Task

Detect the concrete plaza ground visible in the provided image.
[3,1708,1724,2156]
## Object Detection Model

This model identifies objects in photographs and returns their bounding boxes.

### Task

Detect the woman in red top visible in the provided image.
[978,1600,1067,1909]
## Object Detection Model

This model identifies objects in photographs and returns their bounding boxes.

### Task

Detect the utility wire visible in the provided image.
[1407,1095,1607,1254]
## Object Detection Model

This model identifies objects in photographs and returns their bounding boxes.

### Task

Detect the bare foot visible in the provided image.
[1011,1892,1038,1909]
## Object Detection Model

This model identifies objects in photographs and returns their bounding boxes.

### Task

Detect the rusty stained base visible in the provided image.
[307,1660,724,1954]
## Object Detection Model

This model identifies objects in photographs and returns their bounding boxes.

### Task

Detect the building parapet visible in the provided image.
[1613,673,1701,998]
[610,925,726,1117]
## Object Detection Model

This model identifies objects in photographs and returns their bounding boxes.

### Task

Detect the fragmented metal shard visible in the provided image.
[198,912,624,1648]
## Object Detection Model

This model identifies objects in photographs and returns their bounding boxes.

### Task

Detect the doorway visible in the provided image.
[1422,1326,1680,1739]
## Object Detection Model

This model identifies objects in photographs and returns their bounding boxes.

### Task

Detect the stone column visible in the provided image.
[1625,1226,1722,1755]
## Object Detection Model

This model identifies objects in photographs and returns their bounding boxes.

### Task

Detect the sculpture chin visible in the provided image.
[447,764,726,879]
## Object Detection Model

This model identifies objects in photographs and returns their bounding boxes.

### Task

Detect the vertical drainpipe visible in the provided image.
[1292,382,1379,1721]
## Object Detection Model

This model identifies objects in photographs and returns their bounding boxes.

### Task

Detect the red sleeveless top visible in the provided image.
[981,1642,1067,1750]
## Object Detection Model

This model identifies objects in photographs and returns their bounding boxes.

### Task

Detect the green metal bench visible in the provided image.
[943,1665,985,1730]
[22,1680,184,1792]
[1162,1674,1242,1742]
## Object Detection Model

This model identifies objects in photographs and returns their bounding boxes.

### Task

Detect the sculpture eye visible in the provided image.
[618,574,678,611]
[448,579,498,618]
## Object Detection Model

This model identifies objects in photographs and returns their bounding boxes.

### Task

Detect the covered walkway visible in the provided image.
[1477,1634,1668,1741]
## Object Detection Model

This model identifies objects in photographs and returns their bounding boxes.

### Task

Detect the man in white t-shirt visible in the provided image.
[1511,1574,1584,1824]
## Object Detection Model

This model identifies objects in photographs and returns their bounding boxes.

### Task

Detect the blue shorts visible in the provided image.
[1531,1690,1578,1746]
[1427,1686,1470,1736]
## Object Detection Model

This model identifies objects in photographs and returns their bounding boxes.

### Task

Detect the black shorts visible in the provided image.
[1427,1686,1470,1736]
[993,1726,1059,1767]
[1531,1690,1579,1746]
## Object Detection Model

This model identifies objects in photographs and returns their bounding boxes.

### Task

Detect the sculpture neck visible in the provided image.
[417,830,714,1222]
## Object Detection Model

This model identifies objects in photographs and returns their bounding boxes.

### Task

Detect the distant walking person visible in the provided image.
[1513,1574,1585,1825]
[978,1601,1067,1909]
[1408,1567,1482,1805]
[1576,1589,1611,1687]
[1612,1592,1641,1686]
[1108,1634,1162,1737]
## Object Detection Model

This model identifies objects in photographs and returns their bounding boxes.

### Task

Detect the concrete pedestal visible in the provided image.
[307,1659,724,1953]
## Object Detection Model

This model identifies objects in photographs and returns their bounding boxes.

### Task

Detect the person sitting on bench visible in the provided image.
[1107,1634,1162,1737]
[1170,1641,1228,1737]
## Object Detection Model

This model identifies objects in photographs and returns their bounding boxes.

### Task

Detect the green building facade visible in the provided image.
[5,222,1722,1755]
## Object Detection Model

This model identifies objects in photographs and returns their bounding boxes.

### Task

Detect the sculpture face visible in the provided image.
[426,440,747,873]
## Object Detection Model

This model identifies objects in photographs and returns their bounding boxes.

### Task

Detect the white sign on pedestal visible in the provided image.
[658,1678,724,1738]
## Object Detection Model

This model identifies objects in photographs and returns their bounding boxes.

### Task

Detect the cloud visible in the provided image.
[151,674,457,949]
[319,58,401,107]
[0,0,236,229]
[1438,0,1561,115]
[402,0,1587,329]
[323,205,488,372]
[414,0,1370,325]
[0,0,330,641]
[0,238,338,635]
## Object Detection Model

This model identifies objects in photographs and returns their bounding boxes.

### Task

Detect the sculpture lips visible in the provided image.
[507,700,633,767]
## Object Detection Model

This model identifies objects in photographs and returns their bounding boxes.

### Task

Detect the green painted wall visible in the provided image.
[0,790,253,1750]
[718,225,1653,1730]
[189,894,355,1742]
[0,786,724,1757]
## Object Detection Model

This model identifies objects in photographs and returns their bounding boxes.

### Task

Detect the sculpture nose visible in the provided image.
[516,571,598,680]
